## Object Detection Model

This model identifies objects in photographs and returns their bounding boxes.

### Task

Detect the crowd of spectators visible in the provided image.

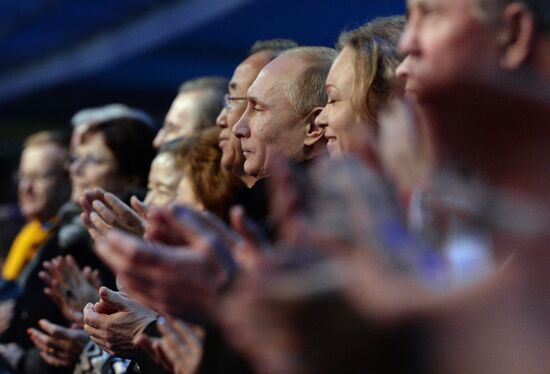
[0,0,549,372]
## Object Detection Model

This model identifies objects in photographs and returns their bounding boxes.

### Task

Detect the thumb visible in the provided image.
[230,205,268,250]
[131,196,149,220]
[268,157,304,243]
[98,287,128,311]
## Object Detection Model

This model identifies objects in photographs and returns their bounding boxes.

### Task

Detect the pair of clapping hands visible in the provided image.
[80,187,266,322]
[30,253,205,373]
[28,186,266,370]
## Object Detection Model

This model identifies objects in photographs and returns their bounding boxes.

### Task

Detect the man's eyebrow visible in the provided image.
[248,95,268,107]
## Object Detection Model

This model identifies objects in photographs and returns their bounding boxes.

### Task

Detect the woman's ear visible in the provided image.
[303,106,325,147]
[498,2,536,70]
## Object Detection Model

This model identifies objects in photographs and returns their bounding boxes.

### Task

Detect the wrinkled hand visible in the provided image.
[82,287,157,359]
[135,317,204,374]
[147,203,265,271]
[151,203,265,270]
[95,205,240,322]
[27,319,89,367]
[39,255,101,326]
[0,299,15,335]
[80,187,147,241]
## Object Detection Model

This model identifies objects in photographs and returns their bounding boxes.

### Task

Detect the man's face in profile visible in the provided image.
[216,51,272,174]
[397,0,502,100]
[153,91,204,149]
[144,152,182,207]
[233,53,307,179]
[18,144,68,222]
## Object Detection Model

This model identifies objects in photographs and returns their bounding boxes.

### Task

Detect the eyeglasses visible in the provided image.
[14,171,63,184]
[68,154,111,167]
[223,93,247,111]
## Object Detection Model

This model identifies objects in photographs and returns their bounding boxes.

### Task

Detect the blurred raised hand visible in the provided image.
[39,255,101,326]
[95,205,245,322]
[80,187,147,241]
[27,319,89,367]
[135,317,204,374]
[0,299,15,335]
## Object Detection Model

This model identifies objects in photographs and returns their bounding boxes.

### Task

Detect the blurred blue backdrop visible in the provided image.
[0,0,404,126]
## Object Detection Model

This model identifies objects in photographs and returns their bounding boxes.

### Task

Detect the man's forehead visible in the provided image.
[231,51,274,91]
[172,90,202,107]
[247,66,287,102]
[23,143,64,160]
[265,51,303,73]
[167,91,201,119]
[248,53,301,97]
[242,50,273,71]
[231,62,260,90]
[22,144,64,169]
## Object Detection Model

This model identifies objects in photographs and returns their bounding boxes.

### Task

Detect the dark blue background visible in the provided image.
[0,0,405,127]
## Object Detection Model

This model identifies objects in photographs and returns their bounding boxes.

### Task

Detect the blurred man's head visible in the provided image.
[153,77,228,148]
[397,0,549,100]
[18,131,71,223]
[71,104,155,151]
[216,39,298,181]
[233,47,337,179]
[70,117,156,201]
[144,140,183,207]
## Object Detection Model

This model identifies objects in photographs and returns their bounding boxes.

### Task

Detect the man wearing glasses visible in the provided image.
[233,46,336,180]
[3,131,70,283]
[216,39,298,188]
[152,76,227,149]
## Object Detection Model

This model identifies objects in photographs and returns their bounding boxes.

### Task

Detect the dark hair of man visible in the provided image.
[248,38,300,59]
[178,76,229,132]
[81,117,156,188]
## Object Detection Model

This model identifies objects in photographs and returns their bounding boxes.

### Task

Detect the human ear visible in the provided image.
[498,2,536,70]
[303,107,325,147]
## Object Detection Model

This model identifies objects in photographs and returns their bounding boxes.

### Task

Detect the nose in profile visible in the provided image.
[314,106,329,131]
[233,112,250,139]
[153,128,166,149]
[216,107,228,129]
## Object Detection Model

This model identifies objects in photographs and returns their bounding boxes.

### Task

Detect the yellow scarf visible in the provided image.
[2,220,51,281]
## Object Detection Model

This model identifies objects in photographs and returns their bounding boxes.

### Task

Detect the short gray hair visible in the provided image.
[71,103,156,130]
[282,47,338,118]
[178,76,228,94]
[177,76,228,131]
